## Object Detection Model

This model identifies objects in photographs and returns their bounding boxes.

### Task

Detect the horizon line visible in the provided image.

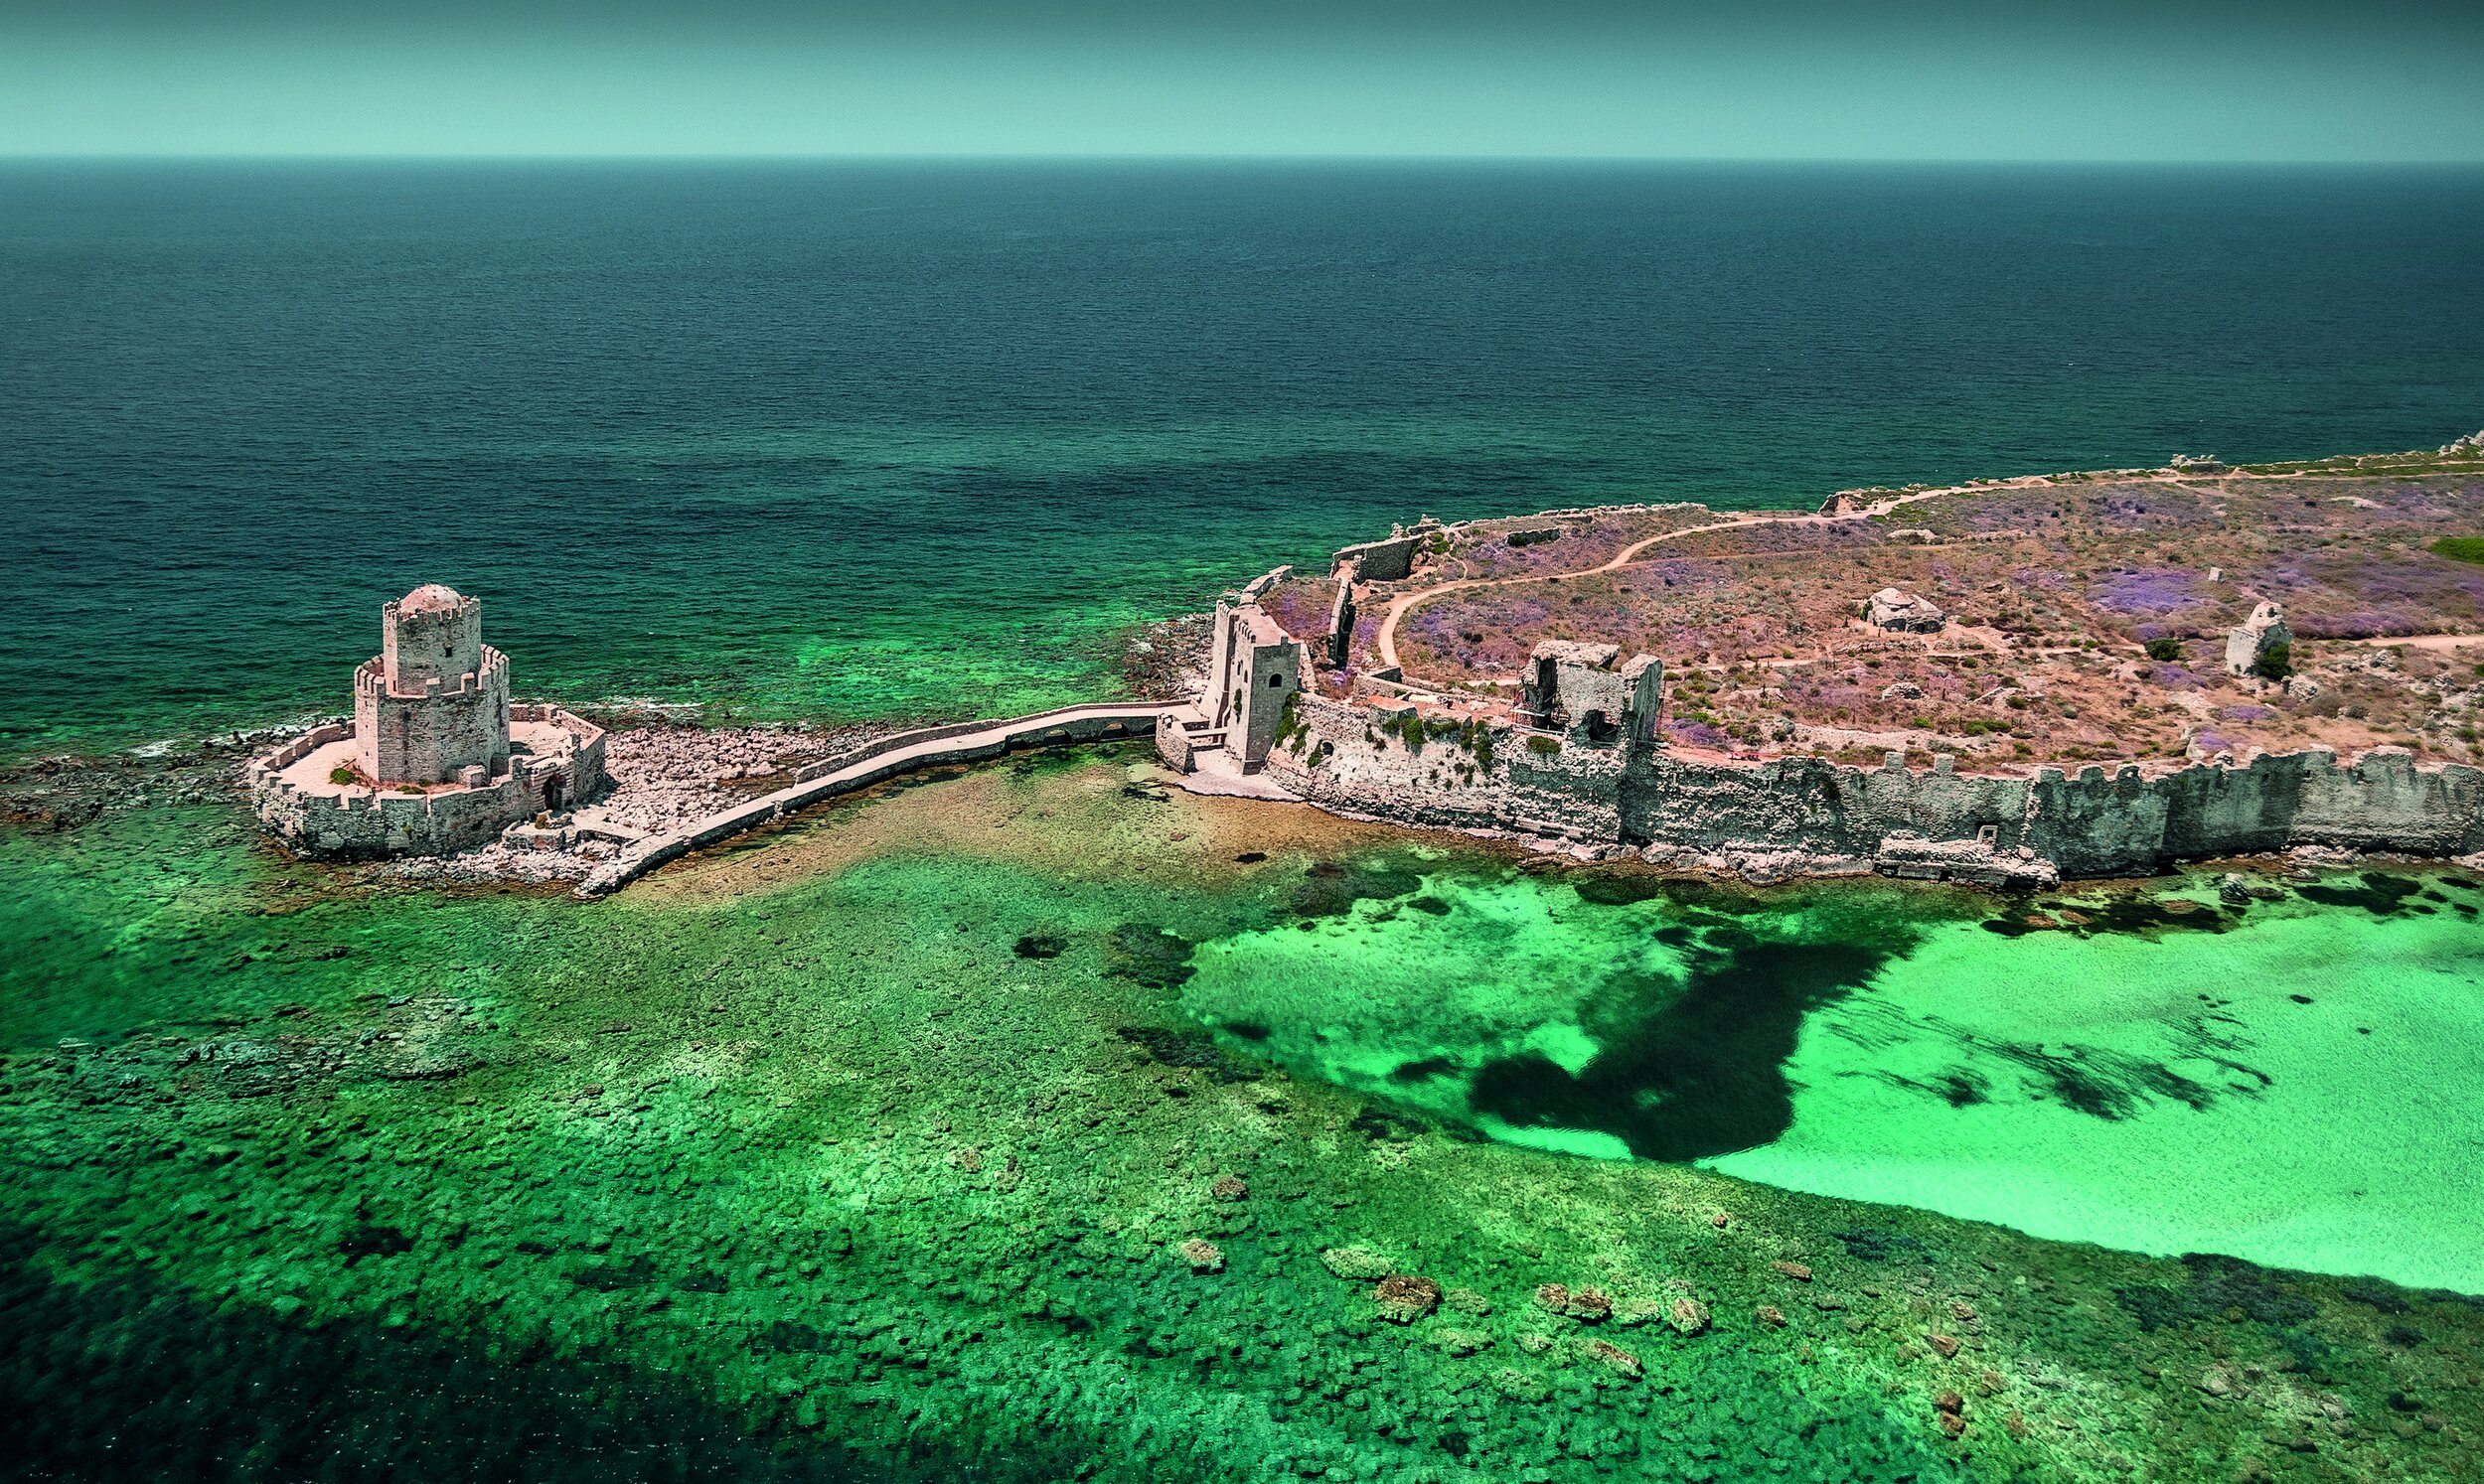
[6,151,2483,167]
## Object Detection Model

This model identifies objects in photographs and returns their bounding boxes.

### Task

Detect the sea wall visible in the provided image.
[1264,692,2484,880]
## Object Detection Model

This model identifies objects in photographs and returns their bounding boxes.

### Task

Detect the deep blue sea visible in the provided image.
[6,161,2481,753]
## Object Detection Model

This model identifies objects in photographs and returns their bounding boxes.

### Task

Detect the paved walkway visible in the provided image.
[574,702,1178,897]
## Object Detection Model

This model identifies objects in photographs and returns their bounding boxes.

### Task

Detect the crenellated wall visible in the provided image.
[355,647,511,783]
[249,703,608,859]
[1263,691,2484,881]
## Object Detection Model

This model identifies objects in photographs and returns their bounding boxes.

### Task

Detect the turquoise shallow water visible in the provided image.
[1181,864,2484,1291]
[8,161,2484,753]
[1711,891,2484,1291]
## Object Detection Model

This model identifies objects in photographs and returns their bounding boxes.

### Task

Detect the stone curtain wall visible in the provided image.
[251,705,607,859]
[354,648,511,783]
[1266,693,2484,879]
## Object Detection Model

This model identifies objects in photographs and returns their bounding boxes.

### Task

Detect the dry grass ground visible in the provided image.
[1295,458,2484,773]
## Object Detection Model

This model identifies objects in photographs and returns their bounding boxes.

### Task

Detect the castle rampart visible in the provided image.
[249,703,609,859]
[1258,688,2484,883]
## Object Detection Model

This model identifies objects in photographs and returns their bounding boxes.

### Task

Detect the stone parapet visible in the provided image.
[355,647,511,783]
[248,702,608,860]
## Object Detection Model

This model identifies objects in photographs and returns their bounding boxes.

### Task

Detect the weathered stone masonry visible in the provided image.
[1263,690,2484,882]
[252,704,608,859]
[249,584,608,859]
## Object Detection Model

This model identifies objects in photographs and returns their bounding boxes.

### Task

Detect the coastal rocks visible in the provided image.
[1534,1283,1613,1322]
[1372,1274,1442,1323]
[1580,1338,1643,1378]
[1873,830,2059,889]
[1665,1297,1712,1337]
[1320,1246,1395,1280]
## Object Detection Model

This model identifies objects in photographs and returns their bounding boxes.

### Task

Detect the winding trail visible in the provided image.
[1371,483,1976,677]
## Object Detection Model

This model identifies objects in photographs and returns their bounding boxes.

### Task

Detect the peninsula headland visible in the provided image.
[1161,433,2484,889]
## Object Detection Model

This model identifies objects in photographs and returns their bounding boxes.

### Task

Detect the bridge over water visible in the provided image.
[574,703,1176,897]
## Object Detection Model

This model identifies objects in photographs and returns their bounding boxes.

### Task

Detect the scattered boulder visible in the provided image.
[1443,1286,1492,1316]
[1533,1282,1612,1322]
[1666,1297,1712,1336]
[1320,1245,1394,1279]
[1866,588,1946,634]
[1581,1338,1643,1379]
[1757,1304,1788,1328]
[1772,1261,1813,1282]
[1493,1369,1554,1404]
[1177,1239,1225,1273]
[1373,1273,1443,1323]
[1432,1328,1495,1357]
[1209,1173,1248,1202]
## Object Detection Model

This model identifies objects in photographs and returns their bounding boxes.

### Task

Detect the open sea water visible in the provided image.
[5,160,2483,753]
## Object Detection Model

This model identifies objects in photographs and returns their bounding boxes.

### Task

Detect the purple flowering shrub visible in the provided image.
[2242,552,2484,638]
[2091,568,2212,616]
[2216,704,2274,722]
[1666,719,1734,750]
[1256,577,1335,641]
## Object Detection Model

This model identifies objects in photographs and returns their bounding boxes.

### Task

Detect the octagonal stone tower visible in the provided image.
[354,584,512,784]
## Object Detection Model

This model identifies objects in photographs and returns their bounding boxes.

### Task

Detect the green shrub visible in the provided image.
[328,765,358,787]
[2429,536,2484,567]
[2143,638,2183,662]
[1272,693,1305,751]
[1525,734,1563,757]
[2251,641,2292,682]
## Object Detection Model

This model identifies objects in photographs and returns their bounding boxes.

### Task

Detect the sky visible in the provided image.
[4,0,2482,161]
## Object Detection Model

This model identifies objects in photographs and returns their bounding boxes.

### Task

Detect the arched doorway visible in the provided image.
[541,774,565,814]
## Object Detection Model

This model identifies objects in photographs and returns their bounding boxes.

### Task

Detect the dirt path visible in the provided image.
[1370,484,1973,676]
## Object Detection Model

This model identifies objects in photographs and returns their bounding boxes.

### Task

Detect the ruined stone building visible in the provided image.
[1156,568,1311,775]
[2226,601,2291,676]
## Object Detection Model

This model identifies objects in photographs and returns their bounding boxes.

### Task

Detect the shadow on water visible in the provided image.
[1467,927,1906,1162]
[0,1225,1090,1484]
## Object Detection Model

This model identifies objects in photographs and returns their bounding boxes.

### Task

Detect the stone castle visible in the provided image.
[249,585,608,858]
[1157,527,2484,888]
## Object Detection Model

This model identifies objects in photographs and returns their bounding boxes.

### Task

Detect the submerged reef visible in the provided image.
[3,748,2481,1483]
